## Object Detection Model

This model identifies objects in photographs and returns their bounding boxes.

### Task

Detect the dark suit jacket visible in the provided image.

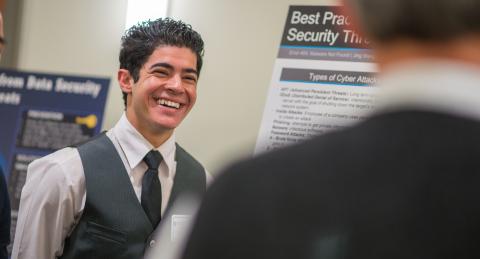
[0,167,10,259]
[182,110,480,259]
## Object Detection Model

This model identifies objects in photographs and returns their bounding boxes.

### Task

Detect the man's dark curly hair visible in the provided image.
[119,17,205,107]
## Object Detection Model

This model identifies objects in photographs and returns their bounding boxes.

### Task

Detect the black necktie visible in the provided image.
[141,150,163,228]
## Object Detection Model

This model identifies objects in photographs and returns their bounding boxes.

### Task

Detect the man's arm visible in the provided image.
[11,148,85,259]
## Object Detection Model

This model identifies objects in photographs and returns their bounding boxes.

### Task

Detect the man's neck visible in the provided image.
[125,111,173,148]
[141,128,173,148]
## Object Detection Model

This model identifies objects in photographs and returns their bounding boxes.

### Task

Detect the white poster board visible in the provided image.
[255,5,378,154]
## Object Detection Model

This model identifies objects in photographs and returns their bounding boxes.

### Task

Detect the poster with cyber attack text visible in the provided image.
[255,5,378,154]
[0,68,110,249]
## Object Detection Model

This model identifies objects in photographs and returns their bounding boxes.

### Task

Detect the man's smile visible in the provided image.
[153,96,181,109]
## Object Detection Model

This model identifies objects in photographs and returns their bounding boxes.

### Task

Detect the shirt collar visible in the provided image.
[375,59,480,121]
[112,113,177,174]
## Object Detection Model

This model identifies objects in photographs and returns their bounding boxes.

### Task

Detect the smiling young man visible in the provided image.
[12,18,209,259]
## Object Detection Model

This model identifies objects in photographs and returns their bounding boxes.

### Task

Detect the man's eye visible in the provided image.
[153,70,168,76]
[184,76,197,82]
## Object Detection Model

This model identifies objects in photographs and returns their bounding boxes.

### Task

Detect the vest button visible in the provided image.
[149,239,156,247]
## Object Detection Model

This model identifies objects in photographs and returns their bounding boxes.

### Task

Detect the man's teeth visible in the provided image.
[157,98,180,109]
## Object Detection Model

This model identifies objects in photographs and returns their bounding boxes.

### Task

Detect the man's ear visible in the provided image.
[118,69,133,94]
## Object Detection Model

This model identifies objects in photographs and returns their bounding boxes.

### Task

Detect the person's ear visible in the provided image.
[118,69,134,94]
[340,0,367,40]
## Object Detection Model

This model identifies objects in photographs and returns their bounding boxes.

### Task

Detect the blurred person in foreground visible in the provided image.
[12,18,209,259]
[0,11,11,259]
[180,0,480,258]
[0,167,9,259]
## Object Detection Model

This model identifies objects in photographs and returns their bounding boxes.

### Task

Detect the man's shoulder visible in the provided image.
[31,147,80,167]
[243,128,354,168]
[212,114,399,189]
[33,132,114,171]
[230,110,480,177]
[24,147,84,195]
[28,147,82,180]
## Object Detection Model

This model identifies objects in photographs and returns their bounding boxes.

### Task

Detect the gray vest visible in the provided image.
[60,134,206,259]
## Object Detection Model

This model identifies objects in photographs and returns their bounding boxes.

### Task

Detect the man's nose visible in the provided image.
[165,74,183,93]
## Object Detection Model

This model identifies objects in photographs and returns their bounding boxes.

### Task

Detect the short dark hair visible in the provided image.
[346,0,480,43]
[119,17,205,107]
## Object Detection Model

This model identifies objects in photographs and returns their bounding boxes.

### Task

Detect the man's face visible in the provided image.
[122,46,198,139]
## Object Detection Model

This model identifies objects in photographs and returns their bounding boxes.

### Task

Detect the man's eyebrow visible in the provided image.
[149,62,198,76]
[149,62,174,70]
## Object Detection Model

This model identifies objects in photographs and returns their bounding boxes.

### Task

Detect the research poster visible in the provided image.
[0,68,110,244]
[255,5,378,154]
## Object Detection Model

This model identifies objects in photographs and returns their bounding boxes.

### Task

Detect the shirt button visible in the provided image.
[150,239,155,247]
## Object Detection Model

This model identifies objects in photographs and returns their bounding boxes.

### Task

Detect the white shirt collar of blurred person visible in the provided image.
[375,59,480,121]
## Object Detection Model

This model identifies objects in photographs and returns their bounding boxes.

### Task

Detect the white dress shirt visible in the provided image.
[11,113,210,259]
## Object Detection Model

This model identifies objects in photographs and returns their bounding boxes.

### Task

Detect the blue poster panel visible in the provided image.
[0,68,110,251]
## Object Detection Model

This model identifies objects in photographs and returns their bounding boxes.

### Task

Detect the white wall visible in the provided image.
[17,0,337,175]
[17,0,127,130]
